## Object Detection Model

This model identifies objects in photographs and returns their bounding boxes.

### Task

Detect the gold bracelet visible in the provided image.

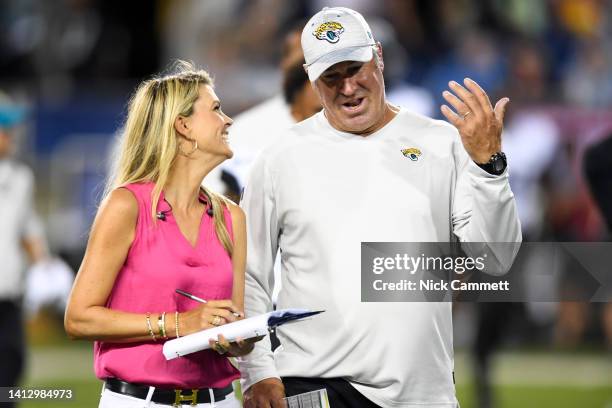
[145,312,157,341]
[175,311,180,338]
[158,312,167,339]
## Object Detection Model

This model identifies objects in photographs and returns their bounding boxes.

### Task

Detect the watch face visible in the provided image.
[494,159,504,172]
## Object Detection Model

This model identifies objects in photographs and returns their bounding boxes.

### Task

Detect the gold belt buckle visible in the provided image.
[173,389,198,407]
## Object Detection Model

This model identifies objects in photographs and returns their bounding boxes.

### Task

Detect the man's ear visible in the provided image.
[174,115,190,137]
[376,42,384,72]
[310,79,323,102]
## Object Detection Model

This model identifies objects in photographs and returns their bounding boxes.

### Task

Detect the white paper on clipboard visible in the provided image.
[163,308,323,360]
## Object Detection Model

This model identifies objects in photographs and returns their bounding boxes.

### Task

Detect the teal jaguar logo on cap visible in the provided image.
[302,7,376,81]
[313,21,345,43]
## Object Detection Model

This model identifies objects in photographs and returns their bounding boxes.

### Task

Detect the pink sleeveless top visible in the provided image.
[94,182,240,388]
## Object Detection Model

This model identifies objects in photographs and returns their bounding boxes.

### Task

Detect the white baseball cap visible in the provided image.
[301,7,376,82]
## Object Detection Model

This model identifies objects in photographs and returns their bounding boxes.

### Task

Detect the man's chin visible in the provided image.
[340,115,375,134]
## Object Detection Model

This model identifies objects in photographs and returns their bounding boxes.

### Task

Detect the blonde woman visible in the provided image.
[65,62,258,407]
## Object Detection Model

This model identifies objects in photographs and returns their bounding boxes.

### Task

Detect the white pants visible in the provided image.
[98,387,241,408]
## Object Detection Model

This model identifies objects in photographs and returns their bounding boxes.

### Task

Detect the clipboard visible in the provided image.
[163,308,323,360]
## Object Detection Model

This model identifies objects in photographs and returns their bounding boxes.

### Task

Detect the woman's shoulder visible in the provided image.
[224,199,245,224]
[223,199,245,242]
[120,181,155,197]
[205,187,243,222]
[102,188,139,219]
[91,188,139,244]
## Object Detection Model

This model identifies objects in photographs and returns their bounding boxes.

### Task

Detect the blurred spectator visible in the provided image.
[562,37,612,107]
[384,0,482,84]
[160,0,303,113]
[583,134,612,349]
[370,17,435,116]
[490,0,549,36]
[546,134,606,349]
[0,1,159,99]
[503,112,560,237]
[502,41,561,238]
[282,59,323,123]
[424,28,507,117]
[213,22,320,200]
[472,39,561,408]
[211,25,321,318]
[505,40,556,102]
[0,91,48,406]
[310,0,382,17]
[584,134,612,233]
[382,0,427,78]
[555,0,606,38]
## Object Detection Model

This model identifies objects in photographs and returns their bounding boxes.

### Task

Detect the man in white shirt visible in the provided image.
[0,94,48,406]
[240,7,521,408]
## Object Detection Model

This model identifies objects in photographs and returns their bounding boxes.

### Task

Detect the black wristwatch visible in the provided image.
[476,152,507,176]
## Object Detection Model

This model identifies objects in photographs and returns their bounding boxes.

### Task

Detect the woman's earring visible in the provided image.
[180,139,198,156]
[187,139,198,155]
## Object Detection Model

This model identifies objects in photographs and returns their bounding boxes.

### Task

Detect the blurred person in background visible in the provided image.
[160,0,306,121]
[240,7,520,408]
[471,40,561,408]
[221,56,321,202]
[562,37,612,108]
[213,25,322,351]
[424,28,507,118]
[371,17,435,117]
[583,134,612,349]
[64,63,259,407]
[229,56,321,316]
[213,22,319,203]
[584,134,612,235]
[0,92,48,406]
[283,59,324,124]
[502,41,560,241]
[583,134,612,351]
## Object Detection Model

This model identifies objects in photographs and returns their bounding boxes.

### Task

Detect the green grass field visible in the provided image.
[21,379,612,408]
[17,344,612,408]
[18,319,612,407]
[17,381,612,408]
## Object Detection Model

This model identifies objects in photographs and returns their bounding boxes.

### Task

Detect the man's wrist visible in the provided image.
[243,376,283,394]
[475,151,507,175]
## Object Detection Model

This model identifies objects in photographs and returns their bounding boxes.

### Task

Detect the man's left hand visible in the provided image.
[209,334,265,357]
[440,78,509,164]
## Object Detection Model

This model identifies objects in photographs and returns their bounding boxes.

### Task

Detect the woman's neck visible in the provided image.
[163,156,216,212]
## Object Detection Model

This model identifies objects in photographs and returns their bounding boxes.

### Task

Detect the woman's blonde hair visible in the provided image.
[105,61,234,256]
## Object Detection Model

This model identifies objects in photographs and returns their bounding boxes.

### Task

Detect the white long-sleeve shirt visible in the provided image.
[0,160,44,300]
[239,109,521,408]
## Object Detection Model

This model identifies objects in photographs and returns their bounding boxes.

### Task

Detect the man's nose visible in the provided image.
[339,76,358,96]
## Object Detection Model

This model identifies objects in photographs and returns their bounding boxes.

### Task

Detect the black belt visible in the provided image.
[105,378,233,406]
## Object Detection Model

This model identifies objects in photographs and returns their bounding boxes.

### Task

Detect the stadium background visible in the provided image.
[0,0,610,407]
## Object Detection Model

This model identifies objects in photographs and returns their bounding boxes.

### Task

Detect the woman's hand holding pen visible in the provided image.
[177,300,243,336]
[171,289,261,356]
